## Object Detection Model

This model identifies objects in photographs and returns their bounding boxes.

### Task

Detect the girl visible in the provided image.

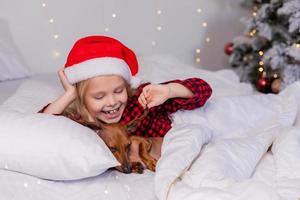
[39,35,212,137]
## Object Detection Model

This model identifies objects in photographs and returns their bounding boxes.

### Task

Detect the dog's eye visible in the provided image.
[109,147,117,152]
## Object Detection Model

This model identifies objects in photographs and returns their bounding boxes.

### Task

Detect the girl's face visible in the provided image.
[84,75,128,124]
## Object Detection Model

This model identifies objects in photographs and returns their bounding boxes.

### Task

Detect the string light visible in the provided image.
[156,26,162,31]
[24,183,28,188]
[205,37,211,43]
[258,51,264,56]
[53,51,60,57]
[151,41,156,46]
[104,189,109,194]
[258,67,264,72]
[196,58,201,63]
[53,34,59,39]
[49,18,54,23]
[259,61,264,66]
[249,29,257,37]
[273,73,278,78]
[202,22,207,27]
[197,8,202,13]
[112,13,117,18]
[42,3,46,7]
[196,49,201,54]
[293,43,300,48]
[157,10,162,15]
[252,12,257,17]
[104,28,109,32]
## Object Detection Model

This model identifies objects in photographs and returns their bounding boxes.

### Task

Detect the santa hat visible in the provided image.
[64,35,141,88]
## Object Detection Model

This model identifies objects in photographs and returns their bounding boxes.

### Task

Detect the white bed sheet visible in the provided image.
[0,169,156,200]
[3,56,297,200]
[0,151,281,200]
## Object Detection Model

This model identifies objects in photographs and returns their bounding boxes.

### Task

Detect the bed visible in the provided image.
[0,55,300,200]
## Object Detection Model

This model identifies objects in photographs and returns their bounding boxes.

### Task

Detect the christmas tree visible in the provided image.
[226,0,300,93]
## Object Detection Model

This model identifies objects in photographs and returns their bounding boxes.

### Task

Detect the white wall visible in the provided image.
[0,0,249,74]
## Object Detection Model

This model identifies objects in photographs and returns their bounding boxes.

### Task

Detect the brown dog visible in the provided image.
[100,123,162,173]
[85,122,162,174]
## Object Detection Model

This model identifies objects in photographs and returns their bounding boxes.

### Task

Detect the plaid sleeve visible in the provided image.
[160,78,212,114]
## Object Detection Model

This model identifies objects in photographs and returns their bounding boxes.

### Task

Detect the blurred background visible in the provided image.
[0,0,248,74]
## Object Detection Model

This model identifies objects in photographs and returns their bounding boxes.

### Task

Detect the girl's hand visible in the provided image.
[58,69,77,100]
[138,84,170,109]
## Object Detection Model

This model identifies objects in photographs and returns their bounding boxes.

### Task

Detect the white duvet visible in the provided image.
[1,56,300,200]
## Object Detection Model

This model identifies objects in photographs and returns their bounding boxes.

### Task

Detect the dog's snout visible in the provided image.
[123,165,131,174]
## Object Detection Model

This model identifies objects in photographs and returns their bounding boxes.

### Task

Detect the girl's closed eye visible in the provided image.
[94,95,104,100]
[115,87,124,94]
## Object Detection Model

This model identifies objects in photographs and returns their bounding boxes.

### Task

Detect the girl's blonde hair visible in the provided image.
[62,78,137,126]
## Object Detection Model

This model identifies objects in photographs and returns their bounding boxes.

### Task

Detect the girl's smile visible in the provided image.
[84,75,128,123]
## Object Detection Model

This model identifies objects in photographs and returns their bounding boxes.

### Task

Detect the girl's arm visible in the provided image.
[41,91,76,114]
[39,69,77,114]
[138,78,212,112]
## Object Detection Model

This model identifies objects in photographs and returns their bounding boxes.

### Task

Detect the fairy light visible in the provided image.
[205,37,211,43]
[24,183,28,188]
[202,22,207,27]
[259,61,264,66]
[196,58,201,63]
[258,51,264,56]
[273,73,278,78]
[112,13,117,18]
[258,67,264,72]
[49,18,54,23]
[53,51,60,57]
[42,3,46,7]
[197,8,202,13]
[196,49,201,54]
[252,12,257,17]
[104,28,109,32]
[249,29,257,37]
[157,26,162,31]
[151,41,156,46]
[53,34,59,39]
[157,10,162,15]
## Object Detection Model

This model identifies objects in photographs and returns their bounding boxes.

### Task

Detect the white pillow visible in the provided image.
[172,93,298,140]
[0,108,119,180]
[0,21,31,81]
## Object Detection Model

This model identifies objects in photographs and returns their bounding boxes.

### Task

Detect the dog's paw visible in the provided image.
[131,162,144,174]
[146,159,157,172]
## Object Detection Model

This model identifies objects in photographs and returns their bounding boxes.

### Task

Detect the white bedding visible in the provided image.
[0,56,299,200]
[0,73,59,104]
[0,78,26,104]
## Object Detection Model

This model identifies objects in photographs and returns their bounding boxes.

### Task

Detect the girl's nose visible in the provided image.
[107,94,117,106]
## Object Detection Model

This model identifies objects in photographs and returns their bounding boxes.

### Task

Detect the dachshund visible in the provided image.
[84,108,162,174]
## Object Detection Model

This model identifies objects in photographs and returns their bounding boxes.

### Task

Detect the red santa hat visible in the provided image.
[64,35,141,88]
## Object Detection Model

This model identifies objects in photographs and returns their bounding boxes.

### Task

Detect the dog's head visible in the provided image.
[95,123,132,173]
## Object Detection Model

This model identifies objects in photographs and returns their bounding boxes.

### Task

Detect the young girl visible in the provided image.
[39,35,212,138]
